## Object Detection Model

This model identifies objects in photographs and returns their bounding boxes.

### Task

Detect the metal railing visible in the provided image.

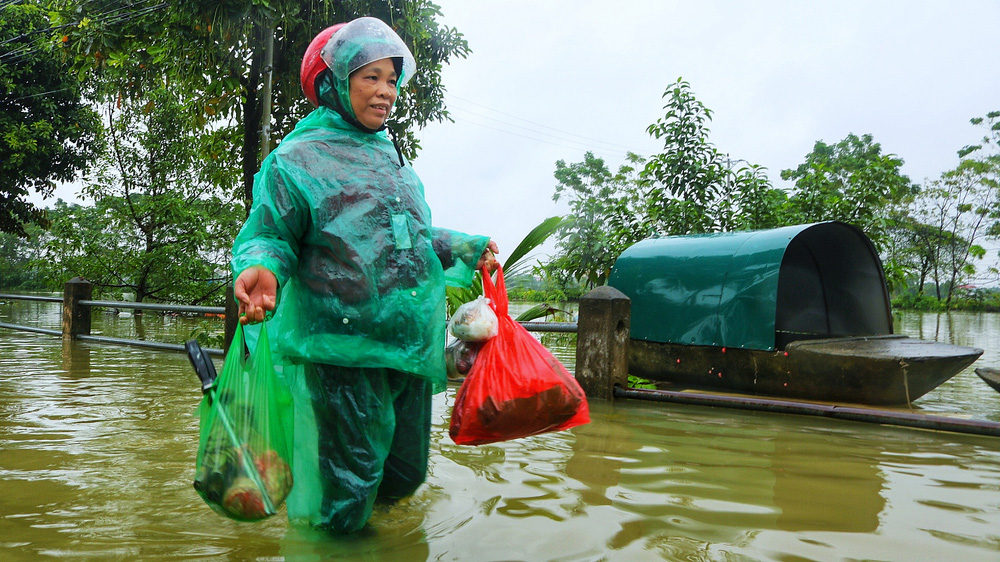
[0,285,236,357]
[0,286,578,359]
[6,283,1000,438]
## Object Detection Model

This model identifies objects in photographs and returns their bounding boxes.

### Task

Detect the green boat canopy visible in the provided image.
[607,222,892,351]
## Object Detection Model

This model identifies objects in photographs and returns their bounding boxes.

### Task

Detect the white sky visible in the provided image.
[413,0,1000,266]
[40,1,1000,270]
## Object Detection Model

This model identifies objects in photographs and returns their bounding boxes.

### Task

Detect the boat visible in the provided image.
[607,222,983,406]
[975,368,1000,393]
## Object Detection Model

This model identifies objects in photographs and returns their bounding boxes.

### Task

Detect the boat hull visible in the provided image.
[975,368,1000,393]
[629,335,983,406]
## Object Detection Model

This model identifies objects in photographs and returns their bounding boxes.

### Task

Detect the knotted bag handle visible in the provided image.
[479,265,507,318]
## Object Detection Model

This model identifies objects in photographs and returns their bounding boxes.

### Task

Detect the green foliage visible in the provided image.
[49,0,470,209]
[0,226,47,289]
[547,78,785,288]
[627,375,657,389]
[503,215,571,277]
[550,151,650,288]
[514,302,574,323]
[779,133,917,251]
[445,216,566,319]
[893,287,1000,312]
[188,323,225,349]
[35,88,243,304]
[891,292,948,311]
[0,2,103,237]
[642,78,784,235]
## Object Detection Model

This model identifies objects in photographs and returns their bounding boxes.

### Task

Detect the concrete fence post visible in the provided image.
[224,285,239,352]
[575,285,631,400]
[63,277,92,339]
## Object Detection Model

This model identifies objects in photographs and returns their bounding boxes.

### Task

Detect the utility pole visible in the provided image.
[260,16,275,160]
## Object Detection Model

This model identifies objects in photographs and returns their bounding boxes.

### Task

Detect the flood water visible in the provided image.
[2,298,1000,561]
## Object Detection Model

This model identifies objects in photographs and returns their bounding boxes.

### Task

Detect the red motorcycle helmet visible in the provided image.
[300,24,346,107]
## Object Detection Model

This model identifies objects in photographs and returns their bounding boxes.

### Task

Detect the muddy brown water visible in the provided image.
[1,299,999,560]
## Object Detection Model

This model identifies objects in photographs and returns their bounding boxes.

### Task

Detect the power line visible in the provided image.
[448,103,652,157]
[6,86,79,103]
[444,104,655,159]
[447,92,653,156]
[0,1,168,64]
[448,116,611,154]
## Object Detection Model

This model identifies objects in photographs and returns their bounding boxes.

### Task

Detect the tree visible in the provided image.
[547,78,784,287]
[913,165,995,305]
[884,212,941,296]
[550,151,650,287]
[36,88,243,304]
[960,110,1000,243]
[642,78,782,235]
[0,2,102,237]
[902,112,1000,305]
[779,133,917,251]
[0,224,46,289]
[884,112,999,306]
[49,0,470,212]
[720,157,787,231]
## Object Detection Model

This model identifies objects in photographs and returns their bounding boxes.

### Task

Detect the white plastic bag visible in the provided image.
[448,296,499,342]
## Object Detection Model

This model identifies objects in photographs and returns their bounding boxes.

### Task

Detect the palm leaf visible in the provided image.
[446,216,569,315]
[502,216,570,276]
[514,302,573,322]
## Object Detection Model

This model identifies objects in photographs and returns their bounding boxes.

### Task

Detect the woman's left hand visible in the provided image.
[476,240,500,272]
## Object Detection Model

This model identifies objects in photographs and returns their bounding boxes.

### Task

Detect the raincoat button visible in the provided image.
[395,197,401,203]
[342,318,349,324]
[411,290,417,296]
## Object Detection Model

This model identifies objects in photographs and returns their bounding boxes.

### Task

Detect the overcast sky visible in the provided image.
[413,0,1000,265]
[37,1,1000,270]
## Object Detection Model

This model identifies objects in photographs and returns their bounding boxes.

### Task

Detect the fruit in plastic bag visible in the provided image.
[255,450,293,502]
[196,445,293,521]
[192,323,295,522]
[446,339,482,379]
[448,296,498,342]
[223,476,268,520]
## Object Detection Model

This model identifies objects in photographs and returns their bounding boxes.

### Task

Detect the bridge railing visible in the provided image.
[0,278,631,398]
[0,277,238,356]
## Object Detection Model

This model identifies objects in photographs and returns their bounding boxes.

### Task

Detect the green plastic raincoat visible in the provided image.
[229,18,489,533]
[231,106,488,393]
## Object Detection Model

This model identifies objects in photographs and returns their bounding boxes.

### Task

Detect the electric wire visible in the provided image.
[448,104,653,157]
[0,1,167,65]
[448,116,613,155]
[445,102,655,159]
[4,2,656,161]
[5,86,83,103]
[448,92,652,156]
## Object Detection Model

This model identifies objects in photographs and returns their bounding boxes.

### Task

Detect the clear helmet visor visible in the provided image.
[319,17,417,88]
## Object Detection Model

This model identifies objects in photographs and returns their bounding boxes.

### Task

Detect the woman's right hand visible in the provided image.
[234,266,277,325]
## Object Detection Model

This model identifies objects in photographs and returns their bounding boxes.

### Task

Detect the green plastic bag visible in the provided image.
[193,323,294,521]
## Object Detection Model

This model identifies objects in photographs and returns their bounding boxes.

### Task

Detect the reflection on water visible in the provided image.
[2,301,1000,560]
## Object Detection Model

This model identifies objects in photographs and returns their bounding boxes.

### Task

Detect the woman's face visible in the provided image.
[349,58,398,130]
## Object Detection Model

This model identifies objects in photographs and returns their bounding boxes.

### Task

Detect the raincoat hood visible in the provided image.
[315,17,416,131]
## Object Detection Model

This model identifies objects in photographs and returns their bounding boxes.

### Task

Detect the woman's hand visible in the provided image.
[476,240,500,272]
[234,266,277,325]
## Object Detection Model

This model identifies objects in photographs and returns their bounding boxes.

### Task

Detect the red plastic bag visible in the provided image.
[449,266,590,445]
